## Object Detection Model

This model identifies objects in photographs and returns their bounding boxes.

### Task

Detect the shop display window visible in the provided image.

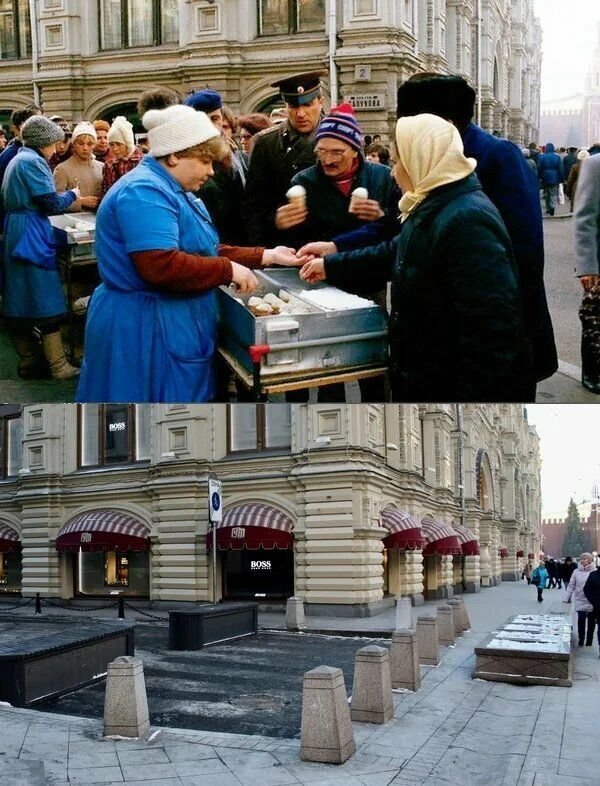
[228,404,291,453]
[0,408,23,478]
[0,551,22,594]
[223,548,294,599]
[76,550,149,597]
[78,404,151,468]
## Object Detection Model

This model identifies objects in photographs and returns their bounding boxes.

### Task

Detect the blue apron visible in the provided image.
[76,156,221,403]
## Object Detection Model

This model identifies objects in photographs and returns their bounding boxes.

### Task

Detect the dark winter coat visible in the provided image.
[583,568,600,612]
[285,158,397,249]
[537,143,565,186]
[323,173,530,402]
[563,152,578,182]
[461,124,557,383]
[561,560,577,583]
[197,156,247,245]
[242,121,319,246]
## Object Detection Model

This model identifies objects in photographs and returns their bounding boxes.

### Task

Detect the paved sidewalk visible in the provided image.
[1,582,599,786]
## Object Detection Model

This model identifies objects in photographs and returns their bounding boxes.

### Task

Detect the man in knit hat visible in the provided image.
[92,119,112,163]
[243,71,325,246]
[54,121,104,211]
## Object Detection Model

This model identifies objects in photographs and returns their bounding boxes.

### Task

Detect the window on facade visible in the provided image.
[78,404,151,467]
[99,0,178,50]
[229,405,291,452]
[0,0,31,60]
[258,0,325,36]
[0,412,23,478]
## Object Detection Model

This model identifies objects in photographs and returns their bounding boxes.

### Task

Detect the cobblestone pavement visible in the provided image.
[1,583,599,785]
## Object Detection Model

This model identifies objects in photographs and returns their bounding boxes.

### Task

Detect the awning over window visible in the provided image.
[56,510,151,552]
[207,504,294,550]
[516,549,524,558]
[0,523,20,554]
[451,521,480,556]
[380,509,424,550]
[499,547,509,558]
[421,516,462,556]
[527,552,535,559]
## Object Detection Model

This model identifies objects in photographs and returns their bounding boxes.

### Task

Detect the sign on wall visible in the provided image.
[345,94,385,111]
[208,478,222,523]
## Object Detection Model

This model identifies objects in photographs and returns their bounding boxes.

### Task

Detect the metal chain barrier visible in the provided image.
[41,596,118,612]
[123,601,168,624]
[0,597,34,612]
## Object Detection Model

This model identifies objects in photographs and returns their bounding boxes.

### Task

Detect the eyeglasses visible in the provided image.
[314,148,349,161]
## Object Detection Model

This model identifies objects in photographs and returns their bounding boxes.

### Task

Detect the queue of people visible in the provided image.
[0,71,561,403]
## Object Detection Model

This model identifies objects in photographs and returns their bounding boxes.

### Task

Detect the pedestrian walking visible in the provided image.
[1,116,81,380]
[563,553,596,646]
[583,563,600,657]
[537,142,565,217]
[299,113,530,402]
[531,561,549,602]
[574,152,600,393]
[562,556,577,586]
[243,71,324,246]
[546,557,558,588]
[76,104,298,403]
[566,148,591,211]
[563,147,578,183]
[522,561,531,585]
[522,148,537,174]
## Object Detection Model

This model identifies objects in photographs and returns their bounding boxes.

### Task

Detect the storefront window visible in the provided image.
[0,551,22,593]
[78,404,151,467]
[0,0,31,60]
[258,0,325,35]
[224,549,294,599]
[229,405,291,453]
[0,409,23,478]
[77,550,149,596]
[99,0,178,50]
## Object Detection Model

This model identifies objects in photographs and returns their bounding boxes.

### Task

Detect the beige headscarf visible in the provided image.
[395,113,477,222]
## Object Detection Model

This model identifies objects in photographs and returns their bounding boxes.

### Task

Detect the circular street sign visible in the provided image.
[211,492,221,512]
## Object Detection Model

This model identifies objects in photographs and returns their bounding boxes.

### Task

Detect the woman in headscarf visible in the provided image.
[98,116,143,204]
[76,104,297,403]
[299,113,529,402]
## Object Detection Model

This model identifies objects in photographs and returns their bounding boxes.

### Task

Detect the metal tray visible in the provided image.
[217,268,388,378]
[50,212,96,260]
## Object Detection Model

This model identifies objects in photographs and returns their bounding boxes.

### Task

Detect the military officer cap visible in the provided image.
[271,71,325,107]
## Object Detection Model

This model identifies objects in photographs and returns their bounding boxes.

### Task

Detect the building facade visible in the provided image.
[0,404,541,615]
[0,0,541,144]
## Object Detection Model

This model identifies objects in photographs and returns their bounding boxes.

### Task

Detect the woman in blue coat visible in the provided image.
[299,114,530,402]
[531,561,549,603]
[2,115,80,379]
[76,105,297,403]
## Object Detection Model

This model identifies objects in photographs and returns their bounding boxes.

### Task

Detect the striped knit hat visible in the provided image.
[314,103,363,153]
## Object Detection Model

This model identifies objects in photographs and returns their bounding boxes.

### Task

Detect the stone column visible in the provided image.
[452,556,463,595]
[479,545,491,588]
[103,657,150,739]
[402,550,424,605]
[464,555,481,593]
[438,555,454,599]
[301,666,356,764]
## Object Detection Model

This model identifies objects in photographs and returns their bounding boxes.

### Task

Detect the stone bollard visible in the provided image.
[301,666,356,764]
[416,616,440,666]
[436,604,455,647]
[286,596,306,630]
[103,656,150,738]
[395,597,412,630]
[350,646,393,724]
[389,628,420,692]
[448,597,470,633]
[446,599,463,638]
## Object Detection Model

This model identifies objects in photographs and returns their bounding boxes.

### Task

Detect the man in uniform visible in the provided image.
[243,71,324,246]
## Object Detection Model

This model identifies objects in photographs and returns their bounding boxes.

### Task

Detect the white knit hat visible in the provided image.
[107,115,135,154]
[71,121,97,143]
[142,104,219,158]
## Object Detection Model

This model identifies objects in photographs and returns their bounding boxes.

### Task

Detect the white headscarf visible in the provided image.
[395,113,477,222]
[107,116,135,155]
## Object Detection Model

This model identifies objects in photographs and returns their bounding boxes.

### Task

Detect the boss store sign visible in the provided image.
[223,549,293,599]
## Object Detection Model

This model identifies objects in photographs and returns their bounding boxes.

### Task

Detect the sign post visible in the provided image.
[208,476,222,604]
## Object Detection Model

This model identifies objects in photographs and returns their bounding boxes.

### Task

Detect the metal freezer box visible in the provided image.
[49,212,97,260]
[217,268,388,377]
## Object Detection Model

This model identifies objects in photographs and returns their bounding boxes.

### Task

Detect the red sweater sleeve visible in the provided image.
[218,245,265,268]
[131,249,234,293]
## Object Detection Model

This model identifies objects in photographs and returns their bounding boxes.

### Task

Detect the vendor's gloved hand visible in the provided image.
[275,203,307,230]
[300,259,326,285]
[262,246,300,267]
[231,262,258,294]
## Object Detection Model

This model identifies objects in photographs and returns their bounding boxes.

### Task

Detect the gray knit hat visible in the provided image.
[21,115,65,149]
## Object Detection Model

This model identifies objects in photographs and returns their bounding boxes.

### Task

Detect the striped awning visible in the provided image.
[499,546,509,557]
[0,523,20,554]
[516,549,524,558]
[421,516,462,556]
[56,510,151,552]
[451,521,480,556]
[207,504,294,550]
[380,509,424,550]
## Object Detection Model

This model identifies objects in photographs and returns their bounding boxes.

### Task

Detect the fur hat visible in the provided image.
[314,103,363,153]
[183,89,222,114]
[93,119,111,133]
[72,121,97,143]
[107,116,135,154]
[143,104,219,157]
[21,116,64,149]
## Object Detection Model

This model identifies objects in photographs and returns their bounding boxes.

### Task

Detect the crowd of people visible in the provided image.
[5,68,600,403]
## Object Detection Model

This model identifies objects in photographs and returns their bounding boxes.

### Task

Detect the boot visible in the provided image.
[41,332,79,380]
[9,330,49,379]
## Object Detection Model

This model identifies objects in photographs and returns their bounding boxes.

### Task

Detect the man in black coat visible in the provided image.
[583,566,600,653]
[243,72,324,246]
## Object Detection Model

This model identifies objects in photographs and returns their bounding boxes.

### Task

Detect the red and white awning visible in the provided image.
[0,523,20,553]
[56,510,151,552]
[451,521,480,556]
[207,504,294,550]
[498,546,509,558]
[421,516,462,556]
[380,509,424,550]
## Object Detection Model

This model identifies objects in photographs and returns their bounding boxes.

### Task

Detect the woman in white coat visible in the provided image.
[564,553,596,646]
